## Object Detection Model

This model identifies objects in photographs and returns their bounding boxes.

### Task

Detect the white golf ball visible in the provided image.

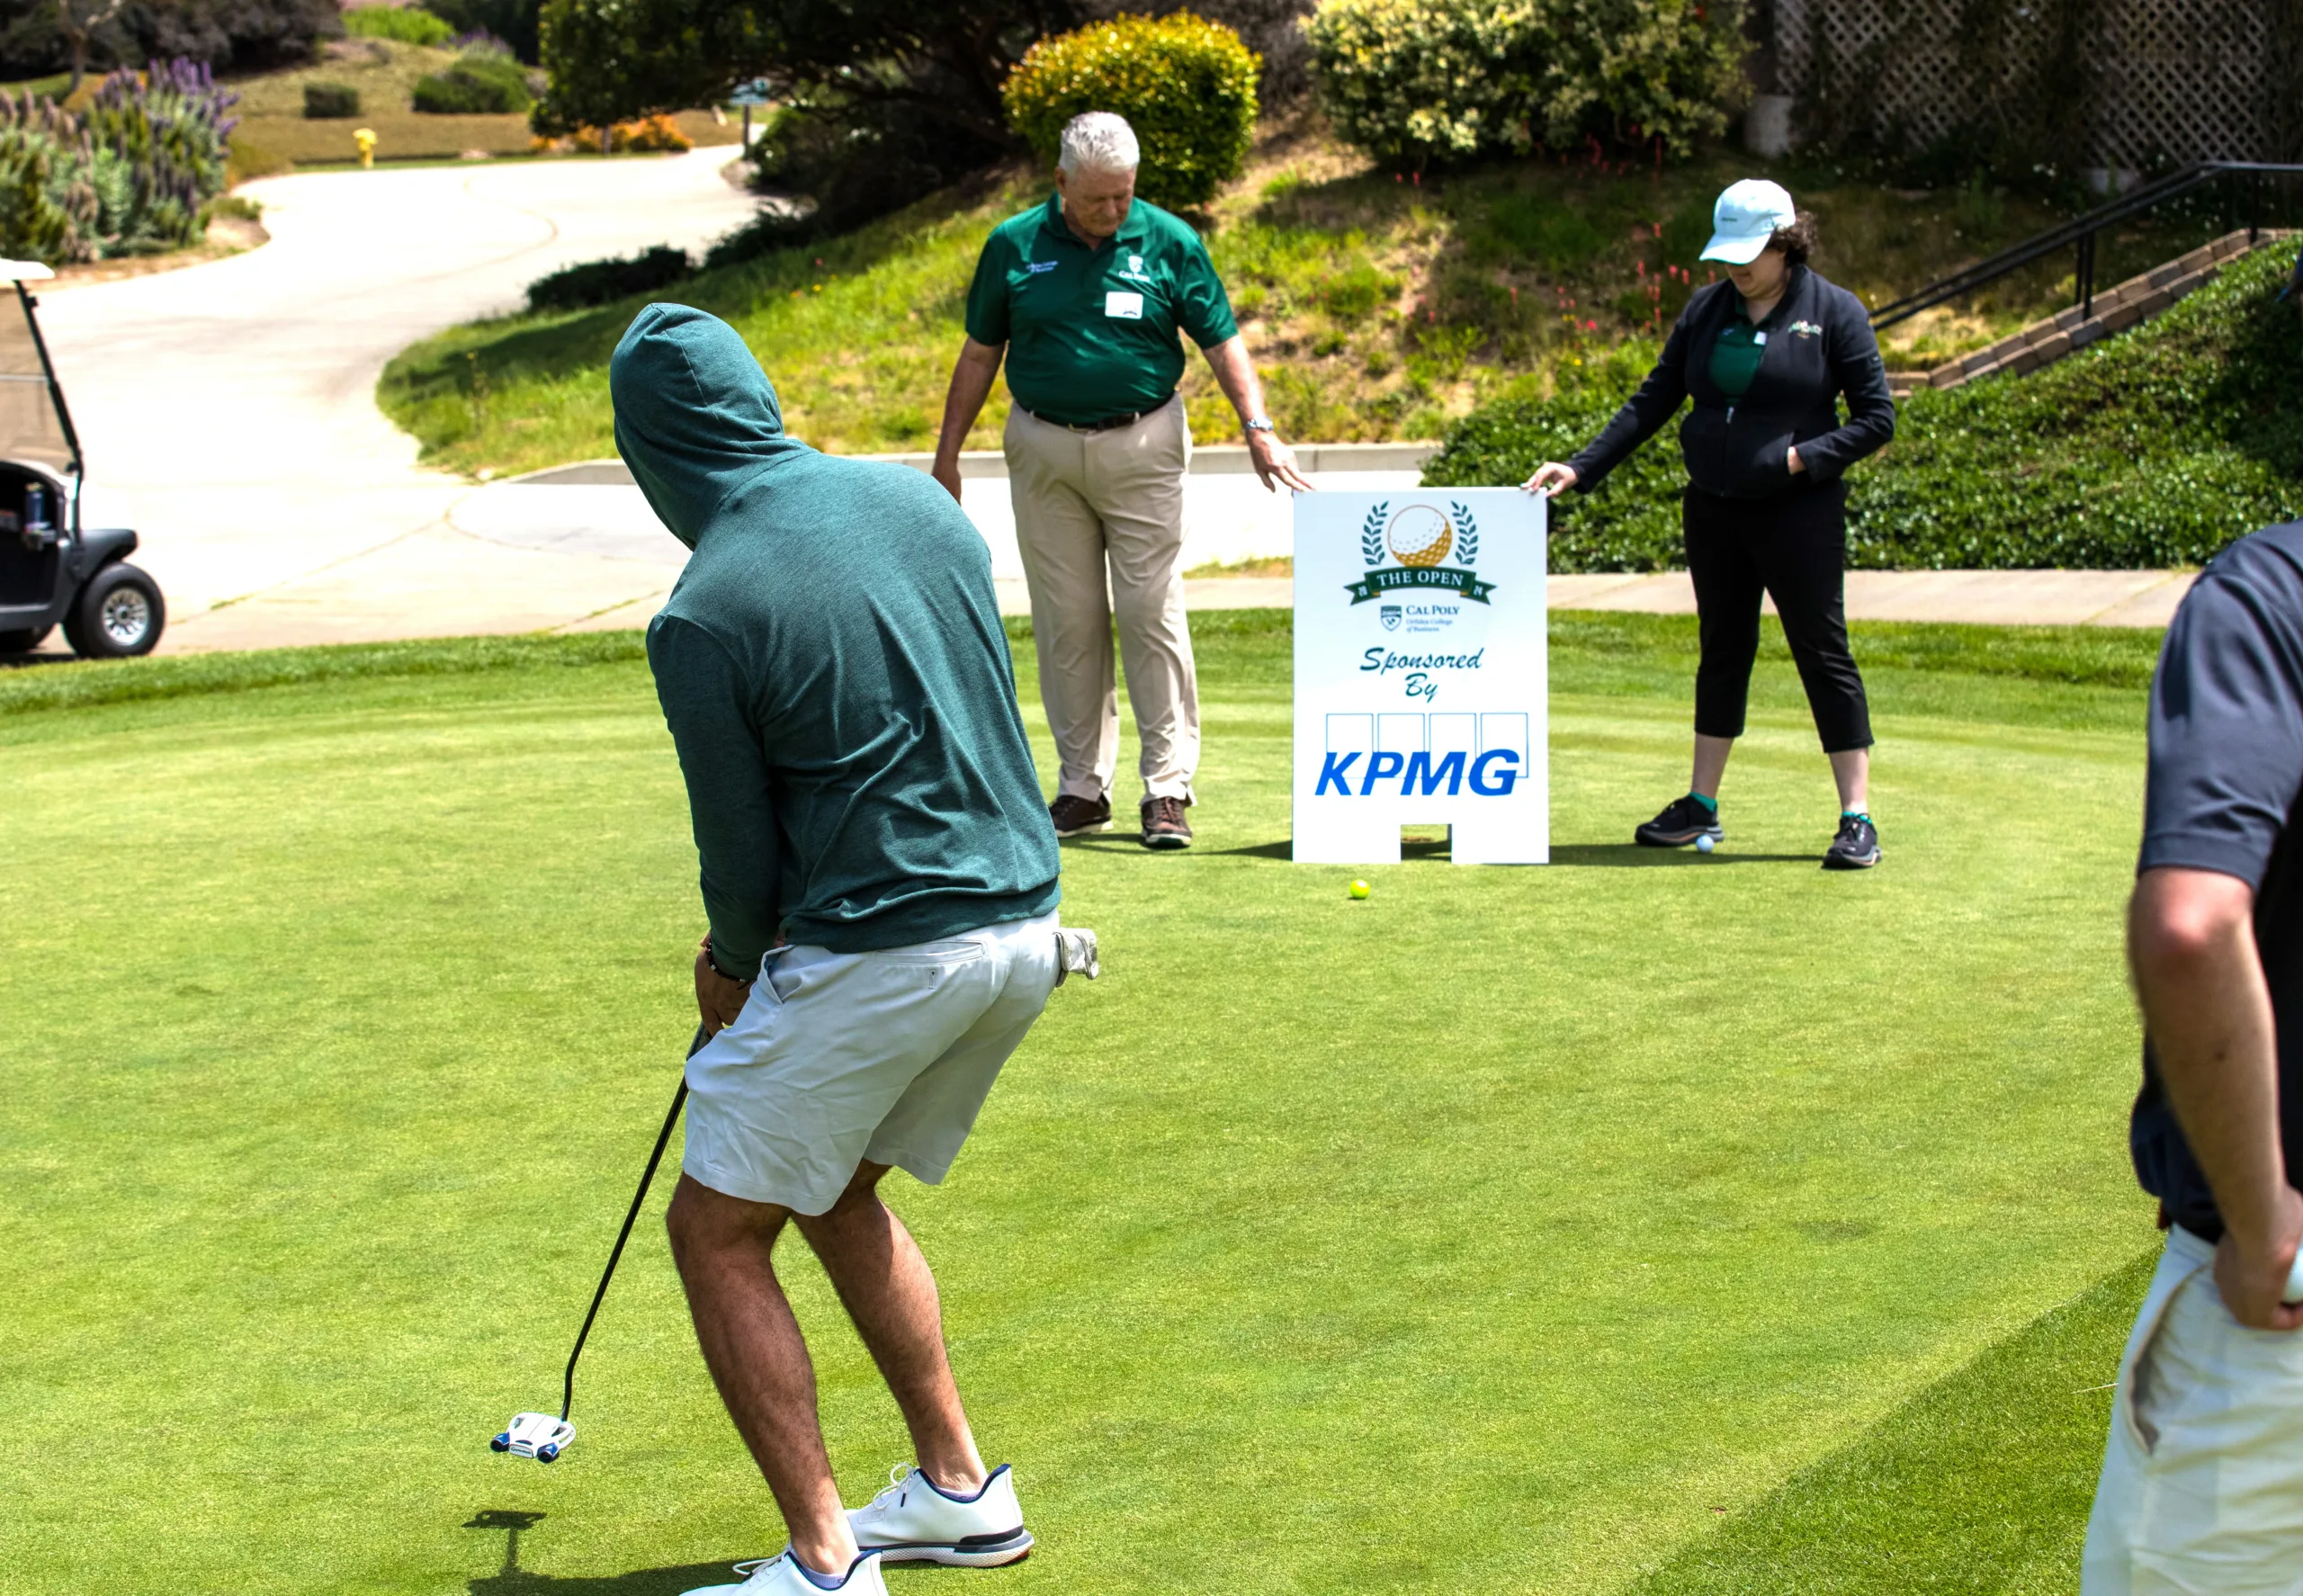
[1696,834,1716,854]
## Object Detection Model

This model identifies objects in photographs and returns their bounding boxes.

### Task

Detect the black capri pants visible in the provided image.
[1683,481,1872,753]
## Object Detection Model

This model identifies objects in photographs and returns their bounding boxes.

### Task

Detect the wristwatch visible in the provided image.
[1243,417,1275,433]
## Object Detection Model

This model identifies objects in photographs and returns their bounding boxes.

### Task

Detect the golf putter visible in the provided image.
[492,1023,710,1462]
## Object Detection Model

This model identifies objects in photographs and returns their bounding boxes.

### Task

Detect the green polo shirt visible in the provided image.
[1709,317,1768,399]
[963,195,1239,426]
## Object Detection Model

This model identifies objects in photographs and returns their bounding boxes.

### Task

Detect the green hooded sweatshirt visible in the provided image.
[612,303,1060,966]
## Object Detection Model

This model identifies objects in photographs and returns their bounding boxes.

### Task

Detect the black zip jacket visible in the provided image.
[1566,265,1895,501]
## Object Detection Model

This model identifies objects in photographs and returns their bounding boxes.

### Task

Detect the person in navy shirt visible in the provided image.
[2084,521,2303,1588]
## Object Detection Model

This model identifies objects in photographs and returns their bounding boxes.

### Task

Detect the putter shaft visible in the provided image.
[560,1024,709,1421]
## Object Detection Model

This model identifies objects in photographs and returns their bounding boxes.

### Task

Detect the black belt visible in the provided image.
[1026,396,1172,434]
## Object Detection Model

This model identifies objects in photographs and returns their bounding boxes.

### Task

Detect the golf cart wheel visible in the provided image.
[0,625,49,653]
[65,562,165,659]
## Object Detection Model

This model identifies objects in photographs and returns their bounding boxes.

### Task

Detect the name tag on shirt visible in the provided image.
[1752,330,1769,345]
[1105,291,1144,320]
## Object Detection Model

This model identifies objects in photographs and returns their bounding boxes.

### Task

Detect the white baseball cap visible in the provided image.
[1701,179,1797,265]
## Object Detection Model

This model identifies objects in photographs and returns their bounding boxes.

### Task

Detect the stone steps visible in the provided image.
[1886,229,2292,399]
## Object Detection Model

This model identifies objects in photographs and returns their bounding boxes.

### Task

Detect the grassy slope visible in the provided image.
[3,614,2156,1593]
[1425,245,2303,572]
[214,42,737,175]
[376,117,2240,476]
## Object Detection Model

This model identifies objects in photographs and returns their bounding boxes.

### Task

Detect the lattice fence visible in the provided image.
[1769,0,2278,169]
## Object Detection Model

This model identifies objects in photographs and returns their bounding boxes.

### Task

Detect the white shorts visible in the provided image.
[2083,1224,2303,1594]
[682,912,1060,1215]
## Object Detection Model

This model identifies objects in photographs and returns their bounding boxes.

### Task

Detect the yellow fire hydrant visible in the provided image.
[354,127,376,169]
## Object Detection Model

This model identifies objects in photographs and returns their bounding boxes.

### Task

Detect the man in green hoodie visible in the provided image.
[612,304,1066,1596]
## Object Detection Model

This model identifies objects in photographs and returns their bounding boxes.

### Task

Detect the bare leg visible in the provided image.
[1691,733,1734,801]
[1831,747,1869,811]
[666,1174,860,1575]
[795,1161,989,1494]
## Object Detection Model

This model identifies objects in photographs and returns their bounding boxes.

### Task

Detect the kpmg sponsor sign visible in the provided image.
[1293,489,1547,865]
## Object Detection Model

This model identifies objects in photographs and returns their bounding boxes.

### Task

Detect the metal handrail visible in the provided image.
[1868,161,2303,330]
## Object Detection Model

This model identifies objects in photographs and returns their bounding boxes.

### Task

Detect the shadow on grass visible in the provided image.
[1550,844,1818,867]
[1208,838,1291,859]
[1194,839,1824,865]
[469,1563,749,1595]
[464,1510,758,1594]
[1626,1248,2155,1595]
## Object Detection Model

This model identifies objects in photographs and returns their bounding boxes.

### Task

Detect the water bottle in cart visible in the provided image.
[24,482,48,532]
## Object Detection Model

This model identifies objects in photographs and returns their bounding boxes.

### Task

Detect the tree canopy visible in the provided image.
[533,0,1087,142]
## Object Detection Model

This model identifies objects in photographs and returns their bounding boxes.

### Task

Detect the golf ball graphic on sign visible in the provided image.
[1386,504,1453,568]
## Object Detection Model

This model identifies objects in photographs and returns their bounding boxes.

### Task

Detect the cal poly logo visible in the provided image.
[1346,500,1496,605]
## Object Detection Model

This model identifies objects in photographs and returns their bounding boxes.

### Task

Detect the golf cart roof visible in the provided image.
[0,269,79,478]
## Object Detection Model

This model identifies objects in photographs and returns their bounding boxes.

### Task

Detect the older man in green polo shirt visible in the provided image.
[932,110,1310,852]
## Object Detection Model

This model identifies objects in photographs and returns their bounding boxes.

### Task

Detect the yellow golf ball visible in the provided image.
[1349,880,1371,900]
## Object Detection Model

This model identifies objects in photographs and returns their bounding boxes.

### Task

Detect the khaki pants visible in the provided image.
[2083,1224,2303,1593]
[1003,398,1198,803]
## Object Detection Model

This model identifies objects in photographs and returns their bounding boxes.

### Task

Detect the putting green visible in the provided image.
[0,614,2158,1594]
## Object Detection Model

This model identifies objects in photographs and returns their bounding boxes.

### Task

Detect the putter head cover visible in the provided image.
[1053,927,1099,986]
[492,1412,577,1462]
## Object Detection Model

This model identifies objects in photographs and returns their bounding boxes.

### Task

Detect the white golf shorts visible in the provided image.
[681,911,1060,1215]
[2083,1224,2303,1593]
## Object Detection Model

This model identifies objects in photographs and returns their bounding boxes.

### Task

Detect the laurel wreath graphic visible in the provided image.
[1448,501,1478,568]
[1361,500,1388,569]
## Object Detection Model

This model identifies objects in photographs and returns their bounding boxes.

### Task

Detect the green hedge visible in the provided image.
[1422,246,2303,569]
[412,51,532,113]
[1002,13,1259,211]
[302,82,361,118]
[1304,0,1748,170]
[344,5,454,45]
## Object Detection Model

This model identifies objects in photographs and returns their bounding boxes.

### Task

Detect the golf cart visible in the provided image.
[0,258,164,659]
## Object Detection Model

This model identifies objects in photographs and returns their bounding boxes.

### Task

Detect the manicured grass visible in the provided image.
[2,613,2157,1592]
[374,117,2240,478]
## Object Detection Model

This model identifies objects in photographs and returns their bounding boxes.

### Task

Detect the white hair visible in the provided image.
[1058,112,1140,175]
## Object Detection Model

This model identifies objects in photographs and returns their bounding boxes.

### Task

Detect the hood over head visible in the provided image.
[611,303,810,549]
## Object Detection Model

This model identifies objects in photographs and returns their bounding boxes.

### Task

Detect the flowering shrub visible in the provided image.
[1306,0,1748,169]
[529,113,691,155]
[0,60,237,263]
[1002,13,1259,211]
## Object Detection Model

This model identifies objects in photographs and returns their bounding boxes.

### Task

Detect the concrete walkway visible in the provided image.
[106,440,2196,649]
[29,149,757,650]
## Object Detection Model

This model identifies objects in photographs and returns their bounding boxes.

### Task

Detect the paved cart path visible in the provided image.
[30,149,757,645]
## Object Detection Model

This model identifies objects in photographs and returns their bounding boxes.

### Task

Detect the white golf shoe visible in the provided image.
[847,1462,1034,1566]
[679,1550,888,1596]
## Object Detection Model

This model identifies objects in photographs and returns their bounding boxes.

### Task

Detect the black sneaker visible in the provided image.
[1140,794,1194,850]
[1049,793,1111,838]
[1634,794,1724,848]
[1823,813,1882,870]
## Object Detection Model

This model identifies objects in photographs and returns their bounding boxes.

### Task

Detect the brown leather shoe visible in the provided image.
[1049,793,1111,837]
[1140,794,1194,850]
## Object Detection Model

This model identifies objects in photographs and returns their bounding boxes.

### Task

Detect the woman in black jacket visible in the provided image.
[1526,179,1896,869]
